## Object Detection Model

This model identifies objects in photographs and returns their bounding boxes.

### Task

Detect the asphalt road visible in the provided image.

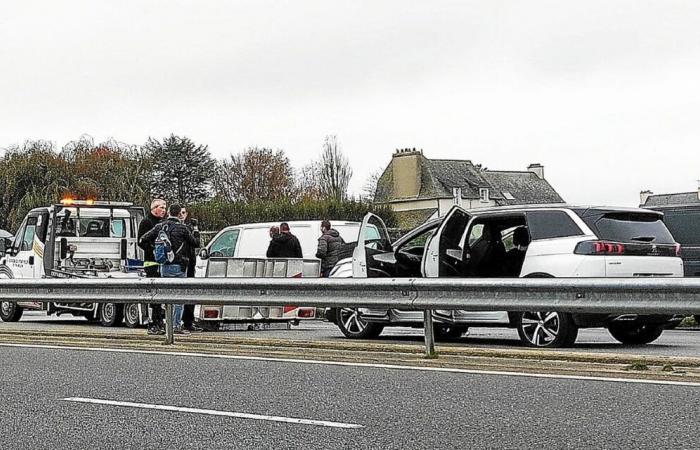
[7,311,700,358]
[1,344,698,449]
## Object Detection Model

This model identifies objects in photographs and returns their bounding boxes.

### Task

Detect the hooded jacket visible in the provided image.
[139,216,200,269]
[266,232,303,258]
[316,229,344,271]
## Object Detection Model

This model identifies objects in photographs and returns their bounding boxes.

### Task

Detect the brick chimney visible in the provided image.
[527,163,544,179]
[391,148,423,198]
[639,190,653,206]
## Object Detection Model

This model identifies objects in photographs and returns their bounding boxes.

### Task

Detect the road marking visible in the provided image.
[2,342,700,388]
[61,397,363,429]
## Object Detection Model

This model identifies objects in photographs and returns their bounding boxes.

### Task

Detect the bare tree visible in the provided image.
[214,147,296,202]
[318,135,352,201]
[361,167,384,202]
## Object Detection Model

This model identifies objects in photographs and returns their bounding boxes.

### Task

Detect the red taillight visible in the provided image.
[575,240,625,255]
[283,306,297,314]
[297,308,315,318]
[203,308,220,319]
[675,243,682,257]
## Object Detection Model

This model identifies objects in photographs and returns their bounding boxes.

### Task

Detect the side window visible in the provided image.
[467,224,484,246]
[111,219,125,238]
[209,230,240,257]
[526,211,584,240]
[21,217,38,251]
[12,217,28,251]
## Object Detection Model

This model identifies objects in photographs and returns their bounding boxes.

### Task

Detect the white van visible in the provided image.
[195,220,363,276]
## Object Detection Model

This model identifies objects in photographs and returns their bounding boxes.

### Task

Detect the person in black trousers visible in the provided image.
[137,198,167,334]
[179,206,203,332]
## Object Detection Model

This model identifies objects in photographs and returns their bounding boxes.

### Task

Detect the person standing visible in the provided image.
[140,204,200,334]
[316,220,344,277]
[267,223,302,258]
[137,198,167,335]
[179,206,203,332]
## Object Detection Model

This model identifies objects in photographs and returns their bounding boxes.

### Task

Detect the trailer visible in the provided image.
[195,257,319,329]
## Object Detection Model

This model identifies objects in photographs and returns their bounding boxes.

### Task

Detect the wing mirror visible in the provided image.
[199,248,209,260]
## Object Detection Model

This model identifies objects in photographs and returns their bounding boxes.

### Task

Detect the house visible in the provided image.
[639,189,700,208]
[374,149,565,229]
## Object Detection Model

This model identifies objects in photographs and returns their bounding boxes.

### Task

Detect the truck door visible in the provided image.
[422,206,472,278]
[352,213,391,278]
[6,214,44,278]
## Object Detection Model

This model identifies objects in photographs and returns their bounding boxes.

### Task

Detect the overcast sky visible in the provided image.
[2,0,700,206]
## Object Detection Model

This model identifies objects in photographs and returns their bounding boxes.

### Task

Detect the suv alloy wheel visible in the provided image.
[336,308,384,339]
[516,311,578,348]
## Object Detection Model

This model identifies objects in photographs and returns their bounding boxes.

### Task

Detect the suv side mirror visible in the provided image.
[199,248,209,260]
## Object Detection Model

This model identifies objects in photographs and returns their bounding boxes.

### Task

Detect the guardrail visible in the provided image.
[1,277,699,354]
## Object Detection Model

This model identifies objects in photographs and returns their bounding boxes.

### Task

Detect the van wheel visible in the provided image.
[0,302,23,322]
[123,304,141,328]
[608,323,664,345]
[336,308,384,339]
[517,311,578,348]
[99,303,123,327]
[434,325,468,341]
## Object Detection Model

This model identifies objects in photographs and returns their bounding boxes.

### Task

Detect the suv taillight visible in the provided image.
[675,243,682,257]
[574,240,624,255]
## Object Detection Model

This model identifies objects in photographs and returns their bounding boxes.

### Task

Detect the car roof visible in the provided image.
[465,203,661,215]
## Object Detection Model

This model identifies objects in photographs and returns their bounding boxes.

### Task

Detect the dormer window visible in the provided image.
[479,188,490,203]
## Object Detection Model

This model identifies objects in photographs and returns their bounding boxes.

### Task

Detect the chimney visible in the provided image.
[640,190,653,206]
[527,163,544,179]
[391,148,423,198]
[452,187,463,207]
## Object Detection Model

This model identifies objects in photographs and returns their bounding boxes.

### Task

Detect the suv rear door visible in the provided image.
[576,210,683,277]
[422,206,472,278]
[352,213,391,278]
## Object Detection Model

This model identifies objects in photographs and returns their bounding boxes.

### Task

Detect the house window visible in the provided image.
[502,191,515,200]
[479,188,490,203]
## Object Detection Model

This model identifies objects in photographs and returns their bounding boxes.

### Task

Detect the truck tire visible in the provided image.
[123,304,142,328]
[99,303,124,327]
[607,323,664,345]
[0,302,23,322]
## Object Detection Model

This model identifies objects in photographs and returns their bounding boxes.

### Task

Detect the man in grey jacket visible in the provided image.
[316,220,344,277]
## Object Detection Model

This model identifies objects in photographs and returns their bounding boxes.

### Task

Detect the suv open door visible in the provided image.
[422,206,472,278]
[352,213,391,278]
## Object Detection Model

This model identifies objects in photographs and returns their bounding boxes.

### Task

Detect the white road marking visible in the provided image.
[62,397,363,429]
[2,342,700,388]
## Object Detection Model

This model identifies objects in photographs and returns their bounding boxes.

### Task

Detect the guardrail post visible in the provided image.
[164,304,174,345]
[423,309,436,358]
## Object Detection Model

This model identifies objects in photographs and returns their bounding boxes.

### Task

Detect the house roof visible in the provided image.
[641,192,700,207]
[374,153,564,205]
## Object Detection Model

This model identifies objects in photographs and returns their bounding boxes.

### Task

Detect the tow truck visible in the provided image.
[0,199,146,327]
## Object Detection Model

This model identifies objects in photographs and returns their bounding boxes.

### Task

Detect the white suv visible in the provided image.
[326,205,683,347]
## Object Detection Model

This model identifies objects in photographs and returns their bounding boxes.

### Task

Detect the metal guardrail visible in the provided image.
[1,277,699,353]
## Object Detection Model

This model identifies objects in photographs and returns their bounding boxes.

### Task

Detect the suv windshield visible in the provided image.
[583,212,675,244]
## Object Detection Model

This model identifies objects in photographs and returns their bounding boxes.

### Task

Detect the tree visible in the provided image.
[213,147,296,203]
[361,167,384,202]
[306,135,353,201]
[143,134,215,204]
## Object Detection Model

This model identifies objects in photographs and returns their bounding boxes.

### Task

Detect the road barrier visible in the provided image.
[1,277,699,353]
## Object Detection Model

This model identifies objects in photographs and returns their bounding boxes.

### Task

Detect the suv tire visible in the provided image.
[336,308,384,339]
[607,323,664,345]
[516,311,578,348]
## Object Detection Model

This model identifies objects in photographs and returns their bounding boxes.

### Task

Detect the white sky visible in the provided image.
[2,0,700,206]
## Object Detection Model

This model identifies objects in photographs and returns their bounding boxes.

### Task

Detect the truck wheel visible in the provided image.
[336,308,384,339]
[99,303,124,327]
[516,311,578,348]
[0,302,23,322]
[123,304,141,328]
[608,323,664,345]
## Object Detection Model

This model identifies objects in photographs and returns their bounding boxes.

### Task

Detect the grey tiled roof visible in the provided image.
[481,171,564,205]
[642,192,700,207]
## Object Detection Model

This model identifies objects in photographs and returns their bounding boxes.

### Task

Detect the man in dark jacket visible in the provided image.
[137,198,166,334]
[178,206,203,332]
[140,204,200,334]
[316,220,344,277]
[267,222,303,258]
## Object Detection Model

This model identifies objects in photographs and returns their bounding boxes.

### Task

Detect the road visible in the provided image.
[6,311,700,359]
[1,343,698,449]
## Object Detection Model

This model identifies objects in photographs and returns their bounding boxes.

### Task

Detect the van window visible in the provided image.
[209,229,240,257]
[660,210,700,246]
[334,224,362,242]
